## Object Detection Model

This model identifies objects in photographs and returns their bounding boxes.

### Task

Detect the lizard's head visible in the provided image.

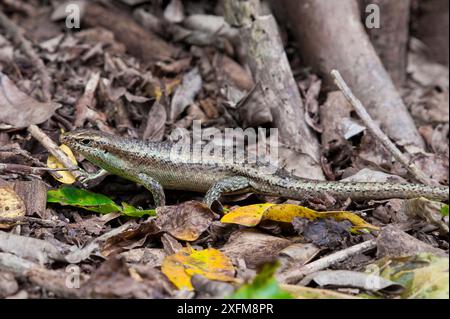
[60,129,118,165]
[61,130,144,180]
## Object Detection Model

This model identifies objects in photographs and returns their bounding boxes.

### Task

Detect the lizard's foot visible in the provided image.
[78,169,110,188]
[203,176,252,208]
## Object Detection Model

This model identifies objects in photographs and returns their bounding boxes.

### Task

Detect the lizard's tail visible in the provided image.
[275,178,449,202]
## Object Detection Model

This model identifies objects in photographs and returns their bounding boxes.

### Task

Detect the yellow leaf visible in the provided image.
[316,211,379,231]
[263,204,318,223]
[153,86,163,102]
[220,203,275,227]
[47,144,77,184]
[161,247,236,290]
[264,204,379,231]
[220,203,378,232]
[0,186,26,229]
[165,78,181,95]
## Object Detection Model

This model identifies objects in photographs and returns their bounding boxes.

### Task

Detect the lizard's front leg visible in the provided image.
[138,172,166,207]
[204,176,252,208]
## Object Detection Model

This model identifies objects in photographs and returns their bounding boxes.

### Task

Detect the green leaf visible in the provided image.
[47,186,121,214]
[441,205,449,217]
[229,262,293,299]
[121,202,156,217]
[47,186,155,217]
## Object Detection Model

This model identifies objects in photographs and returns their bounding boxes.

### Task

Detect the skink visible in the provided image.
[61,130,449,207]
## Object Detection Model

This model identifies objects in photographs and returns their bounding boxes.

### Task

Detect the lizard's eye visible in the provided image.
[80,139,92,146]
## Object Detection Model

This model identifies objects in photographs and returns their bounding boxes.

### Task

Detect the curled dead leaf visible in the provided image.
[156,201,215,241]
[0,72,61,129]
[47,144,78,184]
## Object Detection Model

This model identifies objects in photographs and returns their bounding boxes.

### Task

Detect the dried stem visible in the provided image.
[278,239,377,284]
[27,125,85,180]
[331,70,433,185]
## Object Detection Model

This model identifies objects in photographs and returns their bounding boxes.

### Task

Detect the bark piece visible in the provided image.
[275,0,424,150]
[11,179,47,218]
[224,0,324,180]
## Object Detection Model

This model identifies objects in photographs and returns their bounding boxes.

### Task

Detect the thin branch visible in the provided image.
[27,124,86,181]
[0,253,81,298]
[0,163,73,175]
[0,216,66,228]
[331,70,433,185]
[277,239,377,284]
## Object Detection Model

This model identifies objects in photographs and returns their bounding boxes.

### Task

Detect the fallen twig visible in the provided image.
[0,252,37,275]
[0,230,69,264]
[0,253,81,298]
[0,216,66,228]
[277,239,377,284]
[0,163,73,175]
[331,70,433,185]
[27,124,85,181]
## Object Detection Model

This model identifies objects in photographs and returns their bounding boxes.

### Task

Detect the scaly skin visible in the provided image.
[61,130,449,207]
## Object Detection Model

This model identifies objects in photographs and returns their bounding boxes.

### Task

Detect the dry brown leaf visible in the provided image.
[80,256,170,298]
[214,53,254,91]
[220,230,291,269]
[143,101,167,141]
[0,72,61,129]
[169,68,202,121]
[156,201,215,241]
[101,220,162,257]
[156,57,192,74]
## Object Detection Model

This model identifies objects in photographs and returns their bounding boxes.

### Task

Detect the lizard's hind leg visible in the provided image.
[204,176,252,208]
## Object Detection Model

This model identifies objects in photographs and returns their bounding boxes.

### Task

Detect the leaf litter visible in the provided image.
[0,0,448,300]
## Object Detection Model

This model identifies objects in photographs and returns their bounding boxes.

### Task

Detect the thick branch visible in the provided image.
[274,0,425,150]
[223,0,324,180]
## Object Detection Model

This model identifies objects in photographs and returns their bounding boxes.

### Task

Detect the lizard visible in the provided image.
[61,129,449,208]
